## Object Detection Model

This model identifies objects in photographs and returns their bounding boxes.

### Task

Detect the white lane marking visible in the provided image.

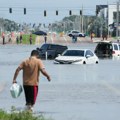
[50,37,54,43]
[35,36,40,45]
[63,36,68,43]
[0,83,6,93]
[102,81,120,95]
[78,37,81,41]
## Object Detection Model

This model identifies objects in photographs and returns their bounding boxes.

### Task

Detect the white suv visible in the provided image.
[94,41,120,58]
[67,30,85,37]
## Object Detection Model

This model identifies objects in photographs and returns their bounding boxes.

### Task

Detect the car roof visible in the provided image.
[42,43,67,47]
[94,40,111,43]
[66,48,91,51]
[96,41,120,45]
[71,30,79,31]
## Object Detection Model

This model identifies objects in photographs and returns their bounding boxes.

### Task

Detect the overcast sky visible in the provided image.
[0,0,117,24]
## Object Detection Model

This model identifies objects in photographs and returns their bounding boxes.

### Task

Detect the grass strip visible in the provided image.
[0,109,53,120]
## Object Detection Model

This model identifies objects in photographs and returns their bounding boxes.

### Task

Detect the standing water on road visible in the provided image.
[0,43,120,120]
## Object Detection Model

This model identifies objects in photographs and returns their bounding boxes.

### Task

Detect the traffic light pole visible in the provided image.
[116,1,119,39]
[81,6,83,33]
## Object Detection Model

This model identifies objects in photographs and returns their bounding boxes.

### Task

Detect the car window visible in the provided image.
[63,50,84,56]
[50,45,57,50]
[95,43,112,51]
[57,46,65,50]
[119,45,120,50]
[113,44,118,50]
[110,44,113,49]
[96,43,103,50]
[41,44,48,50]
[73,31,79,33]
[86,50,94,57]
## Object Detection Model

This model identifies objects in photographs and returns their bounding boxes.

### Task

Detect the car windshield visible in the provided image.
[119,45,120,50]
[40,44,48,50]
[72,31,79,33]
[113,44,118,50]
[62,50,84,56]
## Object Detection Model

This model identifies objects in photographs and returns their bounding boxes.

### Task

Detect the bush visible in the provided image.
[0,109,52,120]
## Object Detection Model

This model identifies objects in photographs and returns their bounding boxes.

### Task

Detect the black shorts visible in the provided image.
[23,85,38,106]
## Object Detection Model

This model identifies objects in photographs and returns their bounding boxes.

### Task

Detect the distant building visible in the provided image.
[96,4,120,36]
[96,4,120,24]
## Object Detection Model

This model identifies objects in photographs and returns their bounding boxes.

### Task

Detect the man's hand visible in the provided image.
[13,67,21,84]
[47,76,51,82]
[13,79,17,84]
[41,68,51,82]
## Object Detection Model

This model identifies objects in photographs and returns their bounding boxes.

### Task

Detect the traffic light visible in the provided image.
[69,10,72,15]
[80,10,82,15]
[56,10,58,15]
[39,23,41,27]
[24,8,26,14]
[9,8,12,13]
[32,23,35,28]
[44,10,46,16]
[96,9,99,16]
[43,23,45,27]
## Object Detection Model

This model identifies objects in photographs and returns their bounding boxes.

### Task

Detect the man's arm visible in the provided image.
[41,68,51,81]
[13,67,21,83]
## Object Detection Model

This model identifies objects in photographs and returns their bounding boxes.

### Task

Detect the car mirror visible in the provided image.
[58,54,61,57]
[86,55,91,58]
[36,48,40,51]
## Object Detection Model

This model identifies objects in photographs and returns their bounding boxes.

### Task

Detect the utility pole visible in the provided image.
[116,1,119,39]
[82,6,83,33]
[80,6,83,33]
[107,1,109,38]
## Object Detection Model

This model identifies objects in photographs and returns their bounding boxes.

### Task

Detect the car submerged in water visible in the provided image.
[94,41,120,59]
[54,49,99,64]
[36,43,68,59]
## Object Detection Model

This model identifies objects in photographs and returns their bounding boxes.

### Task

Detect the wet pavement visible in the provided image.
[0,43,120,120]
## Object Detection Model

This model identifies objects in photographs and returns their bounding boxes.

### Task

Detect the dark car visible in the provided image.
[94,41,120,58]
[36,43,68,59]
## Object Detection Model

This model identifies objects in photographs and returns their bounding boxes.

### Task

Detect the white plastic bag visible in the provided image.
[10,83,23,98]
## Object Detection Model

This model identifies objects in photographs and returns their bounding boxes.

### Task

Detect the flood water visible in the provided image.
[0,43,120,120]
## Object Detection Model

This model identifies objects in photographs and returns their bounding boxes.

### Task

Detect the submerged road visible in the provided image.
[0,43,120,120]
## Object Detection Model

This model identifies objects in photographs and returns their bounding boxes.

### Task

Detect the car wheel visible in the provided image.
[96,61,98,64]
[48,55,53,59]
[69,34,72,37]
[79,34,82,37]
[36,48,40,51]
[83,61,86,64]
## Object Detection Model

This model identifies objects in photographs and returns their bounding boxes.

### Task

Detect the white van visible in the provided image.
[94,41,120,58]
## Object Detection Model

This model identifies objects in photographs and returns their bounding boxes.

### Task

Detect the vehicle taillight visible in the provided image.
[112,51,115,54]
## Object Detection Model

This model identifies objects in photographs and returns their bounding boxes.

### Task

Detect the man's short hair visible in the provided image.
[31,50,39,56]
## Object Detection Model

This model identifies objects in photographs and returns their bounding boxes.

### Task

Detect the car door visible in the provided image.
[74,31,79,37]
[47,45,56,58]
[38,44,48,58]
[85,50,95,64]
[112,43,120,56]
